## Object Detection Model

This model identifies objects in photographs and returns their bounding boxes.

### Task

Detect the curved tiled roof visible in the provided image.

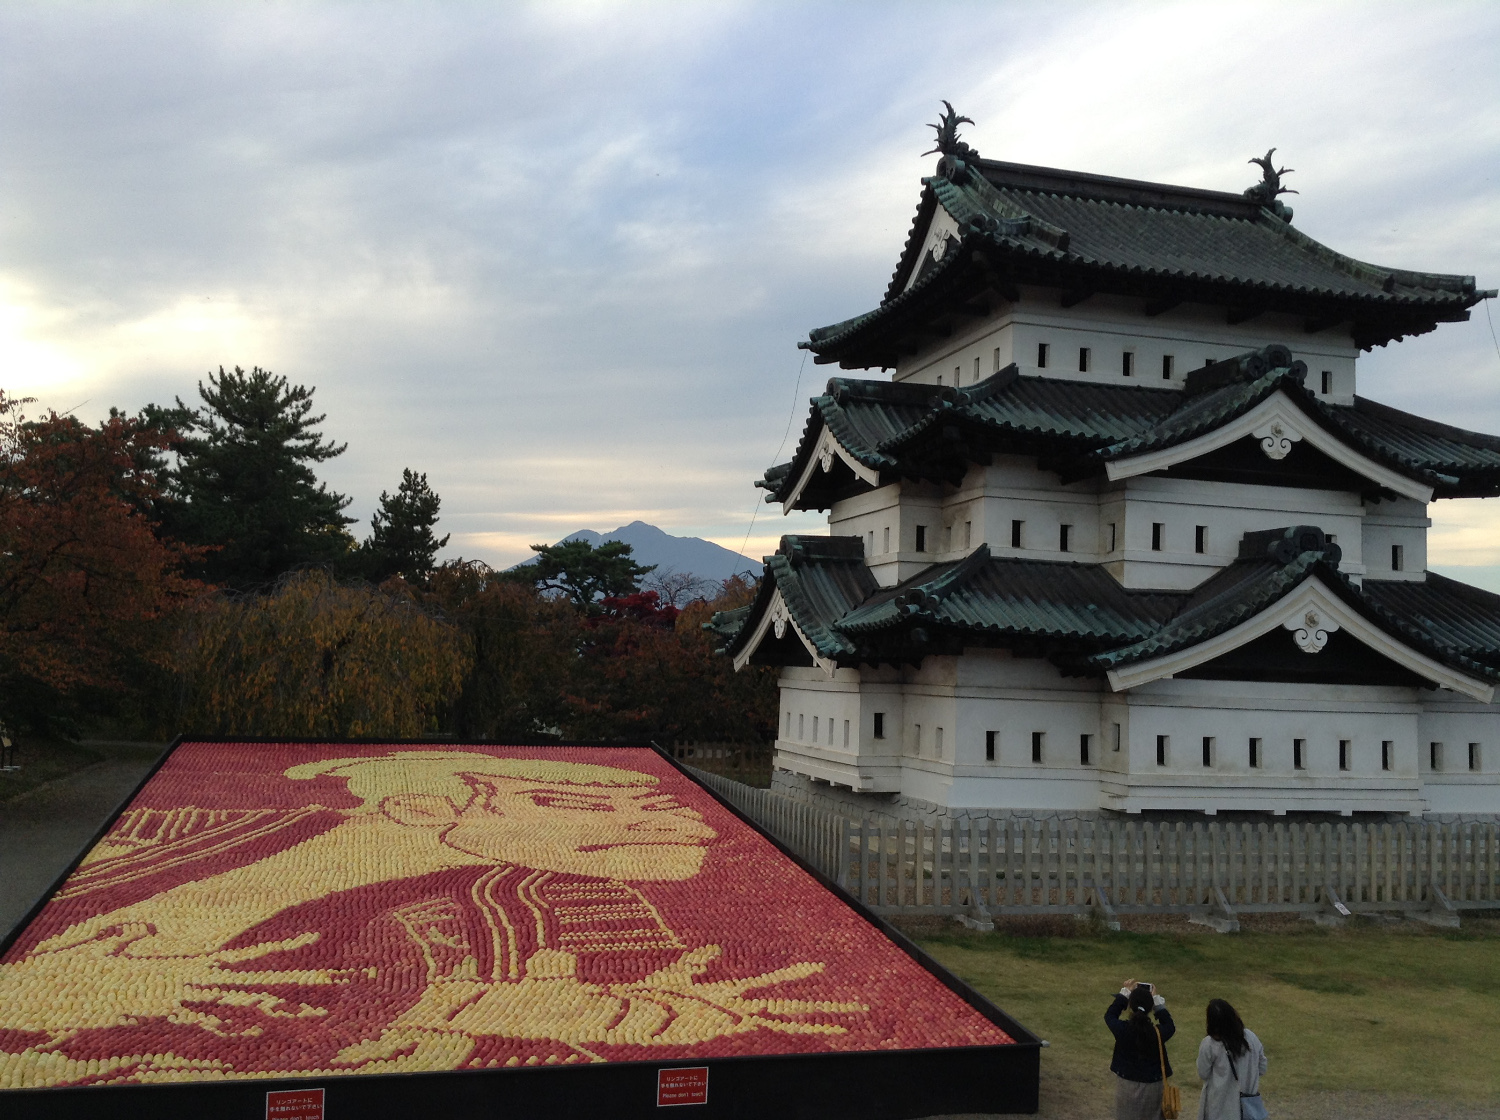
[761,344,1500,507]
[809,157,1491,366]
[711,531,1500,687]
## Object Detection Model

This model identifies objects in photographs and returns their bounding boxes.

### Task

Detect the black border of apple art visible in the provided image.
[0,738,1041,1119]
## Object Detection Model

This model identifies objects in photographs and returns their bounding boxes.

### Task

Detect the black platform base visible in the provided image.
[4,1042,1040,1119]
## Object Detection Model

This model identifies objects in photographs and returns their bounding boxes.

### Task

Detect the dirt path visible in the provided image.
[0,743,164,943]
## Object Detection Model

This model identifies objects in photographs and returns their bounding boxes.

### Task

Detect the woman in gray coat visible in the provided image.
[1196,999,1267,1120]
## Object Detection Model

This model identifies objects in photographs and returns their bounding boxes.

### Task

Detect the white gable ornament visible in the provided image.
[771,596,791,640]
[1284,607,1338,653]
[1252,418,1302,460]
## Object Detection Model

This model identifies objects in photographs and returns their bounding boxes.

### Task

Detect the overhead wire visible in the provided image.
[735,350,808,573]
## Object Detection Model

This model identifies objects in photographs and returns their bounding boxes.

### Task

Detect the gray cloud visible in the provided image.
[2,1,1497,569]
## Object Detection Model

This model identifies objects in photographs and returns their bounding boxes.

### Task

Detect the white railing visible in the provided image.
[688,769,1500,925]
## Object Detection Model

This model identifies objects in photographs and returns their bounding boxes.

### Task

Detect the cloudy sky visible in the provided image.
[3,1,1499,580]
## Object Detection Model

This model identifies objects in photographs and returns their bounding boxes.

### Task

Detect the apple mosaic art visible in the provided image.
[0,743,1013,1087]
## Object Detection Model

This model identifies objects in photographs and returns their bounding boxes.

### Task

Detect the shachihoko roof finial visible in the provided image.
[1244,148,1297,221]
[923,101,979,161]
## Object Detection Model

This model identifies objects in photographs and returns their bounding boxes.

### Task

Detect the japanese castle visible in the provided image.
[715,107,1500,819]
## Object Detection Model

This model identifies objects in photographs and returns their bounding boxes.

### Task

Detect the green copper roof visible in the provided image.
[803,158,1492,367]
[761,344,1500,509]
[715,528,1500,687]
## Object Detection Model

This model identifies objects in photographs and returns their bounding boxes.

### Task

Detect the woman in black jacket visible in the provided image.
[1105,978,1175,1120]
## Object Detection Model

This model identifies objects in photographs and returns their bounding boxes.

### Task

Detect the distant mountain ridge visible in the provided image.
[520,521,762,583]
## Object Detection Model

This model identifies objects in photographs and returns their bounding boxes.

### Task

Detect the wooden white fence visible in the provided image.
[689,769,1500,927]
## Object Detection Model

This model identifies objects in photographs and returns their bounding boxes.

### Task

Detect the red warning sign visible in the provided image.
[267,1088,324,1120]
[657,1066,709,1107]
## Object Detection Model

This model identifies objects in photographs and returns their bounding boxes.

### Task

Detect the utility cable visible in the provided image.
[735,350,809,572]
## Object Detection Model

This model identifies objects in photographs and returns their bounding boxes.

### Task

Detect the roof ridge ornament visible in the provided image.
[924,101,980,180]
[1244,148,1297,222]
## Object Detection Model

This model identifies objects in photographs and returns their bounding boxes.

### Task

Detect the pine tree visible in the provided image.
[512,538,656,613]
[157,366,355,590]
[362,469,449,584]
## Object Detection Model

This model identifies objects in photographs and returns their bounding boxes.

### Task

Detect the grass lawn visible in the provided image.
[906,913,1500,1115]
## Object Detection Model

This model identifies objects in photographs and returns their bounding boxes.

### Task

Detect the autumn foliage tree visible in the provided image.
[0,393,201,730]
[173,570,469,738]
[558,577,778,744]
[421,561,582,740]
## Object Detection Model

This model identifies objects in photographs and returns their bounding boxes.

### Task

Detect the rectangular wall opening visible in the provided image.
[985,730,996,762]
[1156,735,1168,766]
[1381,740,1392,771]
[1162,355,1174,380]
[1339,739,1351,771]
[935,726,944,759]
[1037,342,1049,368]
[1108,522,1118,552]
[1202,736,1215,767]
[1078,347,1090,372]
[1471,742,1481,771]
[1195,525,1207,554]
[873,712,885,739]
[1430,741,1443,771]
[993,347,1001,372]
[798,713,805,740]
[1151,523,1165,551]
[1392,544,1405,571]
[883,526,890,553]
[1293,738,1306,770]
[1122,351,1134,378]
[973,356,980,382]
[1031,731,1044,764]
[1249,737,1261,768]
[1011,519,1024,548]
[843,720,850,749]
[1059,524,1072,552]
[1113,722,1122,752]
[1079,734,1091,765]
[963,521,972,548]
[915,525,927,552]
[1321,370,1332,394]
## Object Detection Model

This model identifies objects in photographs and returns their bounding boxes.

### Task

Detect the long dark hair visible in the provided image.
[1128,985,1158,1054]
[1206,998,1247,1057]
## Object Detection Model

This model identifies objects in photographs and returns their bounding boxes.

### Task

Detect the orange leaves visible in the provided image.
[0,393,202,699]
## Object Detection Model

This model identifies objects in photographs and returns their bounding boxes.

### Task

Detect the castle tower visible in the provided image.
[715,108,1500,818]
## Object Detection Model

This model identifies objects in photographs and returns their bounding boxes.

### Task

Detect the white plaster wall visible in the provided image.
[1361,497,1430,580]
[1418,685,1500,816]
[892,290,1358,402]
[774,667,905,792]
[1120,678,1423,803]
[829,481,943,586]
[968,457,1103,562]
[1115,475,1368,589]
[770,651,1500,814]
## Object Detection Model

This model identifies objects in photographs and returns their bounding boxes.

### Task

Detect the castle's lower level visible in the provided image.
[774,657,1497,818]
